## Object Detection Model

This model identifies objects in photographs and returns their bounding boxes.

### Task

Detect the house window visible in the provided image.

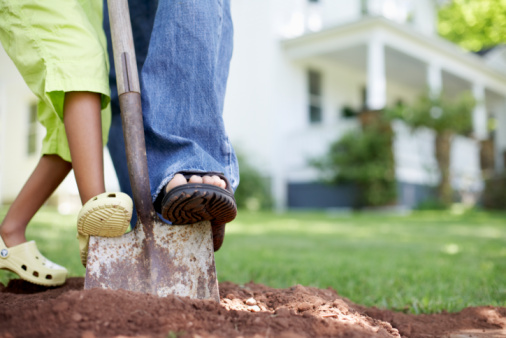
[27,103,38,155]
[308,70,323,124]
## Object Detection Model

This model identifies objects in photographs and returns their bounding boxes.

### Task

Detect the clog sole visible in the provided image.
[77,192,133,266]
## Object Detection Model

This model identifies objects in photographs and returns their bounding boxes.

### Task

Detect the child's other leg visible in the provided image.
[0,155,69,286]
[63,91,105,204]
[0,155,72,247]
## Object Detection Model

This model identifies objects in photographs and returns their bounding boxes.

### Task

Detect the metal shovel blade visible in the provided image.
[84,219,219,301]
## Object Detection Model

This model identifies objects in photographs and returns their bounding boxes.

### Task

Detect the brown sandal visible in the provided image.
[159,171,237,251]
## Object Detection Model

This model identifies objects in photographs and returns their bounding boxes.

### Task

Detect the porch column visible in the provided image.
[494,98,506,172]
[366,34,386,110]
[427,63,442,98]
[472,83,488,140]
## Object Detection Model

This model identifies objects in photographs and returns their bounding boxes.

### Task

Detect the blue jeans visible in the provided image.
[104,0,239,212]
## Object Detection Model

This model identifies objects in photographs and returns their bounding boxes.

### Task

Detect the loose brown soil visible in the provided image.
[1,278,505,338]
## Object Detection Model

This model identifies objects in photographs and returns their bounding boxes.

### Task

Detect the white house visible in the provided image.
[223,0,506,210]
[1,0,506,211]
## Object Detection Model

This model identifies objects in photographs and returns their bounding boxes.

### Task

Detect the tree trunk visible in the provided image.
[479,139,495,180]
[435,131,453,206]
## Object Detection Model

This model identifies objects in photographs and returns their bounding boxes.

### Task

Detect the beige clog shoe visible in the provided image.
[0,236,67,286]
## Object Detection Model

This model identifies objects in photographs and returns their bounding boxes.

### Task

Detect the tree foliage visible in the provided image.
[386,91,475,135]
[438,0,506,51]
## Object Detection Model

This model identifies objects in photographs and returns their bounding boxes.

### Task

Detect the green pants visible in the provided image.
[0,0,111,162]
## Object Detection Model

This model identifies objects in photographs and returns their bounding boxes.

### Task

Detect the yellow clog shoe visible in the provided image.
[77,192,133,267]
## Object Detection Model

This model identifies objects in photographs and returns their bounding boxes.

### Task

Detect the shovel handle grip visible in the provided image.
[107,0,156,225]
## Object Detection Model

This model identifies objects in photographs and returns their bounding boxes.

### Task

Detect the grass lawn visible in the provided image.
[1,206,505,314]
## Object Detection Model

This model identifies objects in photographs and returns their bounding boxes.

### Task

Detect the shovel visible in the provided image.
[84,0,220,302]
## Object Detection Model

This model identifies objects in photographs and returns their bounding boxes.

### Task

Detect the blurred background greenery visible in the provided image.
[438,0,506,52]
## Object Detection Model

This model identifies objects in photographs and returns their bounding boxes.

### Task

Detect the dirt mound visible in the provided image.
[0,278,505,338]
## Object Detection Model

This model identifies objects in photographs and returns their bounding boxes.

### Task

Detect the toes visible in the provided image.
[203,175,226,189]
[212,175,226,189]
[202,175,214,185]
[166,174,227,193]
[165,174,187,193]
[189,175,203,184]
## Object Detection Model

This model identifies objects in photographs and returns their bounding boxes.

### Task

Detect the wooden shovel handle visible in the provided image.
[107,0,140,96]
[107,0,156,225]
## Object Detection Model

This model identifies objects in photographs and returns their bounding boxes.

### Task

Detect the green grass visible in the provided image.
[1,206,505,314]
[215,209,506,314]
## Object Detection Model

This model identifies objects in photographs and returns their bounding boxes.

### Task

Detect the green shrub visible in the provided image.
[311,122,397,207]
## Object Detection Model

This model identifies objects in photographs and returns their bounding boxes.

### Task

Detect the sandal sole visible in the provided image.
[161,185,237,226]
[161,185,236,251]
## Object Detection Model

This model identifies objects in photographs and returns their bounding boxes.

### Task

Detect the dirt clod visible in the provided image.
[297,302,313,312]
[0,277,505,337]
[72,312,83,322]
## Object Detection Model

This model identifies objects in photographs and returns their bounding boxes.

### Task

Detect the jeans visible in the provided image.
[104,0,239,212]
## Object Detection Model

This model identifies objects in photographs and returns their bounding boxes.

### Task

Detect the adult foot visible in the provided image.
[161,172,237,251]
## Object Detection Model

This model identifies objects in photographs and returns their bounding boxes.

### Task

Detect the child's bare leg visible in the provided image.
[0,155,72,247]
[63,91,105,204]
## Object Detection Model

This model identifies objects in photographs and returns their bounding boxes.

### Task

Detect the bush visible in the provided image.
[311,121,397,207]
[234,153,273,211]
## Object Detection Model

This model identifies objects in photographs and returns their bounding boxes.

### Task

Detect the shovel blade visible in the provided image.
[84,220,219,301]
